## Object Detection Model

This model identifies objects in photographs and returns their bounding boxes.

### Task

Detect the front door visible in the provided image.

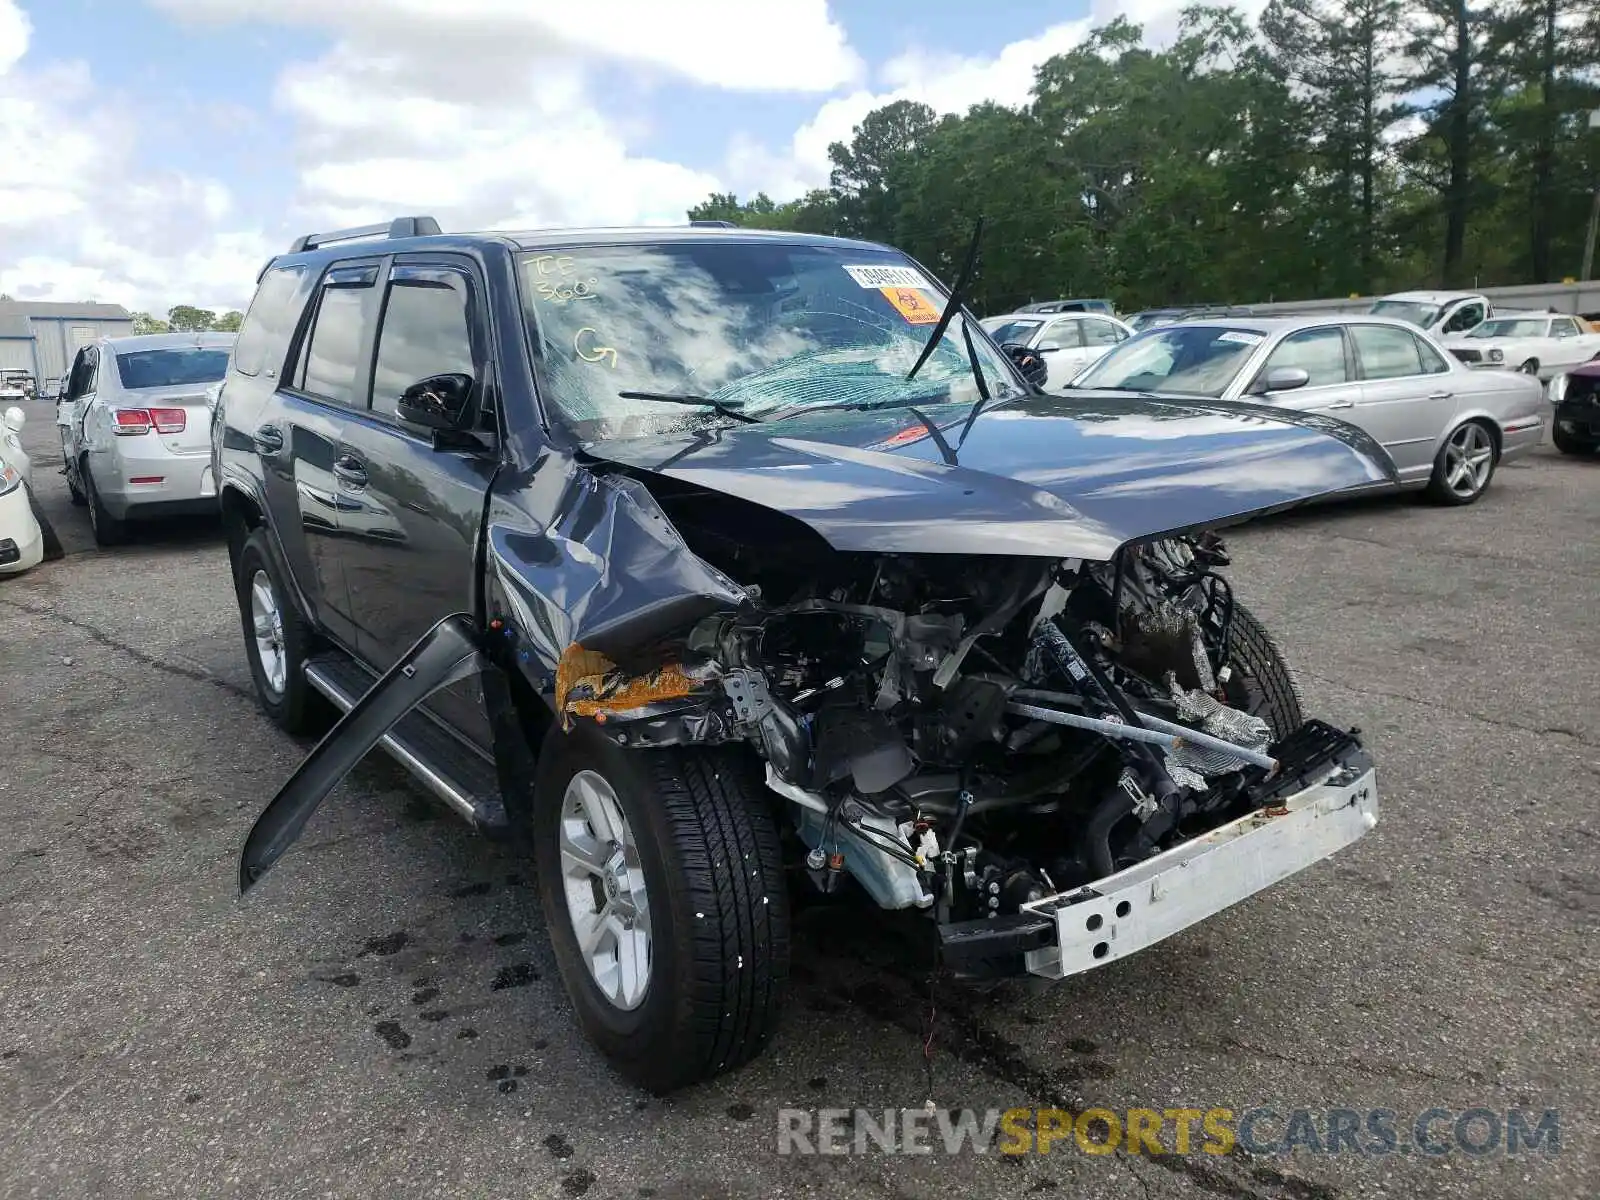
[334,256,499,747]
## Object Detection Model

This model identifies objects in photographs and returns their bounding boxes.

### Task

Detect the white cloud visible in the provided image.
[753,19,1092,192]
[0,0,270,313]
[154,0,862,94]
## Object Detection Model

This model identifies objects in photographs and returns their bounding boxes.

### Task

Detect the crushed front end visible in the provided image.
[550,515,1380,979]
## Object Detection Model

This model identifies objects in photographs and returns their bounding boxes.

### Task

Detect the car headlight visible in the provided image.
[0,462,21,497]
[1488,348,1504,362]
[1549,374,1568,404]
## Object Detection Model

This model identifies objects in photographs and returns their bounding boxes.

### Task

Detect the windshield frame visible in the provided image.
[1367,299,1443,329]
[515,237,1027,443]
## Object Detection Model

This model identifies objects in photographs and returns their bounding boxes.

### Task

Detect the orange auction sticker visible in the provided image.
[880,286,941,325]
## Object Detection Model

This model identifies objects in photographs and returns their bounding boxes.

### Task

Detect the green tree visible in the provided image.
[1401,0,1507,285]
[213,310,245,332]
[131,312,171,334]
[167,305,216,332]
[1262,0,1406,289]
[826,99,939,242]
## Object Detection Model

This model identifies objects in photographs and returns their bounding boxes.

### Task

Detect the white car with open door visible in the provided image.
[1441,311,1600,380]
[981,310,1135,392]
[1,405,44,575]
[57,332,235,546]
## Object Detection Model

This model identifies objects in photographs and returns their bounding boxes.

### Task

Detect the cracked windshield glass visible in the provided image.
[519,242,1021,440]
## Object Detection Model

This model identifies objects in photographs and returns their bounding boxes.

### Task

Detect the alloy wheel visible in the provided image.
[1443,423,1493,499]
[558,769,652,1011]
[249,569,288,696]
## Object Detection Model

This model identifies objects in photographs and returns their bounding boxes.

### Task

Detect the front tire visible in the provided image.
[532,725,790,1093]
[233,528,327,735]
[1224,600,1303,741]
[1516,358,1539,376]
[1425,420,1496,505]
[1552,423,1598,455]
[61,434,85,505]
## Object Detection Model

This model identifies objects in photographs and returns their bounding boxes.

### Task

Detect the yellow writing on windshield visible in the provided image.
[574,327,618,369]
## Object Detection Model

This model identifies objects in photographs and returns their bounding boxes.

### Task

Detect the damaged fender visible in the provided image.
[238,613,485,895]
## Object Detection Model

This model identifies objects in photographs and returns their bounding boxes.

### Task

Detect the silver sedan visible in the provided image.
[1070,315,1547,505]
[57,332,236,545]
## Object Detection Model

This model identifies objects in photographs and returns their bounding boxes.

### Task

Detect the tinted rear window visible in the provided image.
[114,348,231,390]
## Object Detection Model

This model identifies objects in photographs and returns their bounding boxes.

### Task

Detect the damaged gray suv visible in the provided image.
[216,216,1391,1092]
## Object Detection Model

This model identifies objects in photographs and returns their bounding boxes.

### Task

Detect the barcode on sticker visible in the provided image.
[844,264,933,290]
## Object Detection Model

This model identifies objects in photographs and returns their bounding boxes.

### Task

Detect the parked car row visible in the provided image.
[0,405,44,575]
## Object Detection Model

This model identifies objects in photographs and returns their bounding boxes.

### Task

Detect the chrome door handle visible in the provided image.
[1428,390,1453,400]
[253,424,284,454]
[333,455,368,489]
[1325,399,1354,409]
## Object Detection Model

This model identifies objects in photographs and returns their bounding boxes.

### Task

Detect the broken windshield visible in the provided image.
[518,241,1021,440]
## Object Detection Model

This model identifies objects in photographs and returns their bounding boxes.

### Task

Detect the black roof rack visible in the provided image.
[688,219,738,229]
[288,216,442,254]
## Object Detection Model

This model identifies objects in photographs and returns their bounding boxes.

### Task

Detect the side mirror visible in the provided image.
[1252,366,1311,395]
[3,406,23,432]
[1003,343,1049,388]
[396,373,474,431]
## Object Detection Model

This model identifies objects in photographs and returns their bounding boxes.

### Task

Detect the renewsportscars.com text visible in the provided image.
[776,1106,1562,1158]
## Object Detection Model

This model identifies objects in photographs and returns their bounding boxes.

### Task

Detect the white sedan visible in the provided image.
[1,405,44,575]
[1442,313,1600,379]
[981,310,1134,393]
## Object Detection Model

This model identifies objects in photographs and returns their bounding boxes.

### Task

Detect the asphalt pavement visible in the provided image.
[1,396,1594,1200]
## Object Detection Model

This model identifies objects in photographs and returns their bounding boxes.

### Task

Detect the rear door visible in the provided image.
[1348,323,1459,481]
[1078,315,1129,370]
[1036,317,1088,389]
[264,259,385,646]
[1548,317,1588,370]
[334,255,500,746]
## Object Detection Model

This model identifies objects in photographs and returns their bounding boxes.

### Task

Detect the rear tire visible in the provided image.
[82,461,128,546]
[233,528,328,735]
[1224,600,1303,741]
[532,725,790,1093]
[1424,420,1496,505]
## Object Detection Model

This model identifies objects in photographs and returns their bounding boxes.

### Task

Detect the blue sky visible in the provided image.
[0,0,1211,311]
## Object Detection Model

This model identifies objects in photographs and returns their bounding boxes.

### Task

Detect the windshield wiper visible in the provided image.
[617,390,760,424]
[906,217,984,385]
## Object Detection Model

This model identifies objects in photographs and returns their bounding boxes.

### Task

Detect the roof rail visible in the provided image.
[288,216,442,254]
[688,219,738,229]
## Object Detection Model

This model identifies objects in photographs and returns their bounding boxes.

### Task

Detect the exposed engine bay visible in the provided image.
[553,477,1344,970]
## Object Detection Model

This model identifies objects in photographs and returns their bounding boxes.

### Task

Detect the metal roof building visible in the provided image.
[0,301,135,390]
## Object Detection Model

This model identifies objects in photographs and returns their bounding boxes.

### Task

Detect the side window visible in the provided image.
[1352,324,1425,380]
[1552,318,1578,339]
[1262,327,1348,387]
[1442,302,1484,334]
[371,267,477,418]
[1038,319,1083,351]
[1081,318,1123,348]
[1414,334,1450,374]
[64,350,88,398]
[235,264,309,378]
[80,347,100,395]
[293,265,380,407]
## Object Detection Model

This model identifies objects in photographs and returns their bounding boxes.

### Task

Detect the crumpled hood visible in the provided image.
[586,391,1398,562]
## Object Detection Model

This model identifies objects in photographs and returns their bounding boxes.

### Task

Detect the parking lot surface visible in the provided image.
[1,397,1594,1200]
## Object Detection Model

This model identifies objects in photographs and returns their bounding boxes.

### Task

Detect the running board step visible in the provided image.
[304,652,509,832]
